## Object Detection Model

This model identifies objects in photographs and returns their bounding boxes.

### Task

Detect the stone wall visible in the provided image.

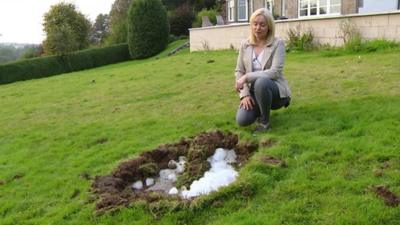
[190,11,400,51]
[253,0,265,12]
[286,0,298,19]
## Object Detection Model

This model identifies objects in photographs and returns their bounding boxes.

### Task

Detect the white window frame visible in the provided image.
[298,0,341,18]
[265,0,274,14]
[228,0,235,22]
[237,0,249,21]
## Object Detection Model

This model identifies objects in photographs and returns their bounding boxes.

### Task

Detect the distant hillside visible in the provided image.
[0,43,39,64]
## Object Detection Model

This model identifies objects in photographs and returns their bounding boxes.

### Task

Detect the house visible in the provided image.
[225,0,400,22]
[189,0,400,51]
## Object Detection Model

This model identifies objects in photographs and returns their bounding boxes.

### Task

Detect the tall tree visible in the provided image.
[106,0,132,44]
[90,14,110,46]
[168,2,195,36]
[43,3,91,55]
[127,0,169,59]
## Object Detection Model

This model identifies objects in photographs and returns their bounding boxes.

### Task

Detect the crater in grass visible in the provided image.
[91,130,258,213]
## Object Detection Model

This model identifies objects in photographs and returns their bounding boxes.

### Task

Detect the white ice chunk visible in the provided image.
[212,148,227,162]
[168,187,179,195]
[132,180,143,190]
[175,160,186,174]
[167,173,177,182]
[225,150,237,163]
[159,169,175,180]
[145,178,155,186]
[181,148,238,199]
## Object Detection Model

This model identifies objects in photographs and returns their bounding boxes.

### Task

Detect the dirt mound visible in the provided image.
[91,130,258,212]
[371,185,400,207]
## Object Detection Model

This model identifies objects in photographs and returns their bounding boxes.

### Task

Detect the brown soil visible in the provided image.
[372,185,400,207]
[91,130,258,212]
[260,155,287,167]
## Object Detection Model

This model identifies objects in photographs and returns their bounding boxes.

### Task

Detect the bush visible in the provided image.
[127,0,169,59]
[0,44,130,85]
[168,2,195,36]
[192,8,218,28]
[286,25,314,52]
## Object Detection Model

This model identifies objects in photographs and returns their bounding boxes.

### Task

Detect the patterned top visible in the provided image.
[252,48,264,72]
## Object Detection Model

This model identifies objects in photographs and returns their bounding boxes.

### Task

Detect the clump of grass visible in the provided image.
[320,39,400,57]
[322,19,400,56]
[286,25,315,52]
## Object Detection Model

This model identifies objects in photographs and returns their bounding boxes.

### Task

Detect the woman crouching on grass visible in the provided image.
[235,8,291,133]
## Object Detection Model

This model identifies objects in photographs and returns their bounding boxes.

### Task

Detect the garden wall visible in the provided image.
[189,11,400,51]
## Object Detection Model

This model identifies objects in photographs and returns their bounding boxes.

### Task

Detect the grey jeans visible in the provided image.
[236,77,290,126]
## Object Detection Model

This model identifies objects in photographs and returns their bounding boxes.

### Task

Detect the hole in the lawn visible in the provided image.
[91,130,258,212]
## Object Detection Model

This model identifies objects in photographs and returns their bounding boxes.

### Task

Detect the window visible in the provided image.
[281,0,286,17]
[228,0,235,21]
[330,0,341,14]
[237,0,248,21]
[299,0,341,17]
[265,0,274,13]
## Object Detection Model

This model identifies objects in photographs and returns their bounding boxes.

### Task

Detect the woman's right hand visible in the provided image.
[240,96,254,110]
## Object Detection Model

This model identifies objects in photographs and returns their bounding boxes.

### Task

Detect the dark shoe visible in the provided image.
[284,97,291,108]
[254,122,270,133]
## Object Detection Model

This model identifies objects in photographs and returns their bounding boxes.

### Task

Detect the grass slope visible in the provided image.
[0,43,399,224]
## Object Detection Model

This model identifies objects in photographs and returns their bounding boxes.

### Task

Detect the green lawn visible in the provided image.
[0,43,399,225]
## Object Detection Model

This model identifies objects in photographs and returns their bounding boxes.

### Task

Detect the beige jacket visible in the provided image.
[235,37,291,99]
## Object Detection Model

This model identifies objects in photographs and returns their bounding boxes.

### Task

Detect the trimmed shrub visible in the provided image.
[127,0,169,59]
[0,44,130,85]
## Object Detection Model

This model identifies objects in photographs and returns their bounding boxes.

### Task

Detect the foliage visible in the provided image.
[339,19,361,44]
[192,8,218,27]
[0,44,39,64]
[105,0,219,45]
[286,25,314,52]
[90,14,110,46]
[127,0,169,59]
[162,0,217,11]
[168,2,195,36]
[106,0,132,45]
[320,39,400,57]
[43,2,91,55]
[1,47,399,224]
[20,45,44,59]
[361,39,400,52]
[162,0,187,10]
[0,44,130,84]
[45,24,80,55]
[191,0,217,11]
[337,19,363,52]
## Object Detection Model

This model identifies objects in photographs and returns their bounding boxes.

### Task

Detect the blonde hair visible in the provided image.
[249,8,275,46]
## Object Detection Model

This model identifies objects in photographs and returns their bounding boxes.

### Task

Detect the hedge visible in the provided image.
[0,43,130,85]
